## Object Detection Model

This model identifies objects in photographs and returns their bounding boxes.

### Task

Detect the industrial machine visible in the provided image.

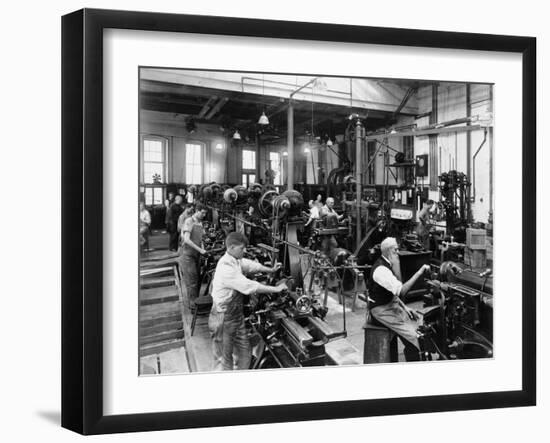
[418,262,493,360]
[246,280,343,368]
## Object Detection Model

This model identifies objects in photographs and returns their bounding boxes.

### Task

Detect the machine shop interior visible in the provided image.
[138,69,494,374]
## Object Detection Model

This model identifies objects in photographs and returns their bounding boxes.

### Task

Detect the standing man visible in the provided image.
[177,204,194,244]
[180,203,208,306]
[209,232,287,371]
[321,197,344,221]
[166,194,184,251]
[139,201,151,251]
[369,237,430,361]
[416,199,435,250]
[304,200,320,227]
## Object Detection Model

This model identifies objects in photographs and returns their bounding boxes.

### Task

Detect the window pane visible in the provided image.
[145,188,153,205]
[153,187,163,205]
[242,150,256,170]
[144,162,163,183]
[269,152,281,185]
[144,140,163,162]
[242,174,247,187]
[185,144,202,184]
[249,174,255,184]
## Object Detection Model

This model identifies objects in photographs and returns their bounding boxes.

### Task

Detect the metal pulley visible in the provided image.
[232,185,249,204]
[223,188,238,203]
[272,195,291,214]
[280,189,304,216]
[199,182,222,201]
[257,189,279,218]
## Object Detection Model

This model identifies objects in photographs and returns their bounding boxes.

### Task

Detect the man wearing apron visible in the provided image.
[209,232,286,371]
[370,237,430,361]
[180,203,207,307]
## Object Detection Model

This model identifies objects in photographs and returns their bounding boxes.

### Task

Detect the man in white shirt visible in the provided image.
[139,201,151,250]
[369,237,430,361]
[209,232,287,371]
[304,200,320,227]
[320,197,344,220]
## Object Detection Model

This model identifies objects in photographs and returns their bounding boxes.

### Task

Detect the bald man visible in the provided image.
[369,237,430,361]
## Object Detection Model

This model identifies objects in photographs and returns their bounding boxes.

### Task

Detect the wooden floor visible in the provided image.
[138,229,412,376]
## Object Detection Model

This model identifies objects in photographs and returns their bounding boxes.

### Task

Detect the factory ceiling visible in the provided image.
[140,69,427,144]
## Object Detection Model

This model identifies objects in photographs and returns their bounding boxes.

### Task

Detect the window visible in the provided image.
[143,138,165,184]
[269,152,282,185]
[185,143,203,184]
[242,174,256,188]
[144,186,164,205]
[242,149,257,187]
[242,150,256,170]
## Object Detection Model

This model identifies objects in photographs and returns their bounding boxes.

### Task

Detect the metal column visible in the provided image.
[287,101,294,190]
[355,118,363,251]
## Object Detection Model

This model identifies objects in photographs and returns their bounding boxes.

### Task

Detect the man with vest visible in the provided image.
[369,237,430,361]
[320,197,344,223]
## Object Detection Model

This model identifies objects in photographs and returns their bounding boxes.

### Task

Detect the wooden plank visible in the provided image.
[140,320,183,336]
[140,301,182,320]
[140,276,176,289]
[140,286,180,305]
[140,339,185,357]
[140,312,181,328]
[141,257,179,269]
[140,266,174,277]
[141,250,179,261]
[140,329,185,346]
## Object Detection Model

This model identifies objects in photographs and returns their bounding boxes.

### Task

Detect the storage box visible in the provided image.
[466,228,487,250]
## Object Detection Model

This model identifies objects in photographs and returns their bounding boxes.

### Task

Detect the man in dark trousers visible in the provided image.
[415,199,435,250]
[370,237,430,361]
[180,203,208,306]
[166,194,184,251]
[209,232,287,371]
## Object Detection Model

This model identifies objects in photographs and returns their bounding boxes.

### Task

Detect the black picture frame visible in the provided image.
[61,8,536,435]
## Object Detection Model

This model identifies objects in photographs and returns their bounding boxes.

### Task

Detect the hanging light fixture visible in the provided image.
[258,74,270,125]
[258,111,269,125]
[327,137,333,147]
[233,130,241,140]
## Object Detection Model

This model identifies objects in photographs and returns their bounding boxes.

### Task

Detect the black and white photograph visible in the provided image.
[138,68,494,374]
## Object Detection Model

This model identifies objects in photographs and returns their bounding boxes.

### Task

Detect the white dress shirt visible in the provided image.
[139,209,151,226]
[211,252,265,312]
[372,256,403,297]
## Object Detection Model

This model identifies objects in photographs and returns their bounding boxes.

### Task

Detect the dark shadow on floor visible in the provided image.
[36,410,61,425]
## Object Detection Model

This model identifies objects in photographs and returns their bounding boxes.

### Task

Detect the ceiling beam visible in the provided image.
[197,96,218,118]
[204,97,229,120]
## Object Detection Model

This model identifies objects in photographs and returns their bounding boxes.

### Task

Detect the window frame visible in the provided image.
[141,135,167,184]
[184,141,205,185]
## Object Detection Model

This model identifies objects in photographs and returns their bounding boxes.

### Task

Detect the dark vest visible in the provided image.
[369,257,396,308]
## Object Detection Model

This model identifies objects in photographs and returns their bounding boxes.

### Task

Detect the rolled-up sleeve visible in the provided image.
[216,261,260,296]
[372,266,403,297]
[182,217,193,233]
[240,258,265,275]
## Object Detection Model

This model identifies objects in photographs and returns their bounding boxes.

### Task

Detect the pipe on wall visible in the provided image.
[355,118,363,251]
[287,101,294,190]
[472,129,488,203]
